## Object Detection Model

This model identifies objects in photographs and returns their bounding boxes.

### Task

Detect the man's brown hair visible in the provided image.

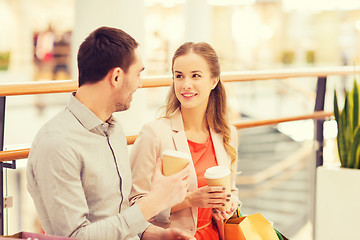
[77,26,138,87]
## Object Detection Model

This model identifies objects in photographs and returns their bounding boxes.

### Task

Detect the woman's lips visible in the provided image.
[181,93,197,99]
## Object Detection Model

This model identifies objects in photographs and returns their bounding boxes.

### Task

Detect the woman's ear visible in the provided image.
[110,67,124,87]
[211,77,220,90]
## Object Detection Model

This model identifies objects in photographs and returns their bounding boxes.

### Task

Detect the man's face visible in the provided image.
[115,49,144,112]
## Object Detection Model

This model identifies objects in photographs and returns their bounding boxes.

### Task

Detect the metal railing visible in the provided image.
[0,66,358,235]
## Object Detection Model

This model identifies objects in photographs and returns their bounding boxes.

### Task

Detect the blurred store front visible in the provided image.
[1,0,360,78]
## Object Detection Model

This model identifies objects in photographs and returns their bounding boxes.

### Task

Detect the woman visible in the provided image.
[129,42,239,239]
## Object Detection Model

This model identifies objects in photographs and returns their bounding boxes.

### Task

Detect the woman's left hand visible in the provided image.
[212,199,237,221]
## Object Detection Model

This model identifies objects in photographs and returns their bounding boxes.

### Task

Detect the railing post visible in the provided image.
[313,76,327,240]
[314,76,327,167]
[0,96,6,235]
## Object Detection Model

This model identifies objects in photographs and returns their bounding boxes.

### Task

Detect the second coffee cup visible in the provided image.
[204,165,231,211]
[162,150,191,176]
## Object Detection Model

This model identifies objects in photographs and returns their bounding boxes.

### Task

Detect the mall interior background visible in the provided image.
[0,0,360,239]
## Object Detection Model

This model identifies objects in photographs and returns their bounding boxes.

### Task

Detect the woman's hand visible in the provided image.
[212,199,237,221]
[186,186,230,209]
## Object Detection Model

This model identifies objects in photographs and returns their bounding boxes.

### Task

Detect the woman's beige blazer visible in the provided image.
[129,109,239,236]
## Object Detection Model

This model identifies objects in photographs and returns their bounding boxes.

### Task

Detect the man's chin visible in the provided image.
[115,104,130,112]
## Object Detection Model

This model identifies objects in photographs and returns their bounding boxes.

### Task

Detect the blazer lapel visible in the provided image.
[170,110,198,189]
[210,129,229,167]
[171,111,190,153]
[170,110,199,228]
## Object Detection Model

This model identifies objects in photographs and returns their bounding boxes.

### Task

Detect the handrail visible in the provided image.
[0,135,137,162]
[0,111,332,162]
[0,66,349,162]
[233,111,332,129]
[0,66,358,96]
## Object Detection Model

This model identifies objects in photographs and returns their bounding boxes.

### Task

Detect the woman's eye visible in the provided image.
[193,74,201,78]
[175,75,183,79]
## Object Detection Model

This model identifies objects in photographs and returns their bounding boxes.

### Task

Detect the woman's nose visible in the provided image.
[182,77,192,89]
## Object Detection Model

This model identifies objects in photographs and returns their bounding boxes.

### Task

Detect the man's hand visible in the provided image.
[141,225,195,240]
[150,158,191,207]
[138,158,191,220]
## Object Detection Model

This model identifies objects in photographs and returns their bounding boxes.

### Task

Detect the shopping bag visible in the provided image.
[224,212,279,240]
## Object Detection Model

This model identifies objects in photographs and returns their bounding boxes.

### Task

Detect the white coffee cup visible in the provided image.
[162,150,191,176]
[204,165,231,211]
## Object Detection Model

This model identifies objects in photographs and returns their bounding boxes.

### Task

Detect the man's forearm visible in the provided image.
[137,193,167,220]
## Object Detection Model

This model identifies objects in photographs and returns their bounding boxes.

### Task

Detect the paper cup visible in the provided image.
[162,150,191,176]
[204,165,231,211]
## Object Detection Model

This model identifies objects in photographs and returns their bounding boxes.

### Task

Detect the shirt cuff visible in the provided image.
[121,204,151,237]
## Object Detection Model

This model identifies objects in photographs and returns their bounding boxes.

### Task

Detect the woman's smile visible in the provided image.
[181,92,198,99]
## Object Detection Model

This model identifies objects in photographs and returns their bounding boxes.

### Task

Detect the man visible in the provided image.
[27,26,194,240]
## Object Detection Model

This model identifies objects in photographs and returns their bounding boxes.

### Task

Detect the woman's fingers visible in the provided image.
[207,186,226,193]
[211,199,238,221]
[212,208,232,220]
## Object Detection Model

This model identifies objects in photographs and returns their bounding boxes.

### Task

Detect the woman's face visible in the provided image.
[172,52,218,111]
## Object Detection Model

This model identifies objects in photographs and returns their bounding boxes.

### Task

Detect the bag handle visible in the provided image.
[237,207,243,217]
[224,206,242,224]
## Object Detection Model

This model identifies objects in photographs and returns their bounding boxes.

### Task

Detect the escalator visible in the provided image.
[235,124,315,237]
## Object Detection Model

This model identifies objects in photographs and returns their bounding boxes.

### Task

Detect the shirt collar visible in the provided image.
[66,92,116,134]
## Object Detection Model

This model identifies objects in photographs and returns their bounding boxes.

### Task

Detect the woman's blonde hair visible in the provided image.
[163,42,237,168]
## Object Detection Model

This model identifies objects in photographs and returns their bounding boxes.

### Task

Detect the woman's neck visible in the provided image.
[181,107,209,143]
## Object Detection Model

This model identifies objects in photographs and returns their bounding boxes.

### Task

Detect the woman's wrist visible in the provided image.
[184,193,191,208]
[171,193,192,213]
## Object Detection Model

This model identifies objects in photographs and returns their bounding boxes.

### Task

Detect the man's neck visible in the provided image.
[75,82,113,122]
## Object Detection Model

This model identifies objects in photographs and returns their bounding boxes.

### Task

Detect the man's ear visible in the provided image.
[110,67,124,87]
[211,77,220,90]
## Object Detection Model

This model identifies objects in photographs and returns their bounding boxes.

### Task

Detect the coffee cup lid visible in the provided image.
[204,165,231,179]
[162,150,191,160]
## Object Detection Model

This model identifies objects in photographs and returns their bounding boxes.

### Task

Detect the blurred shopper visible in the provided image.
[27,26,194,240]
[35,25,55,74]
[35,25,55,63]
[130,42,239,240]
[52,31,72,80]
